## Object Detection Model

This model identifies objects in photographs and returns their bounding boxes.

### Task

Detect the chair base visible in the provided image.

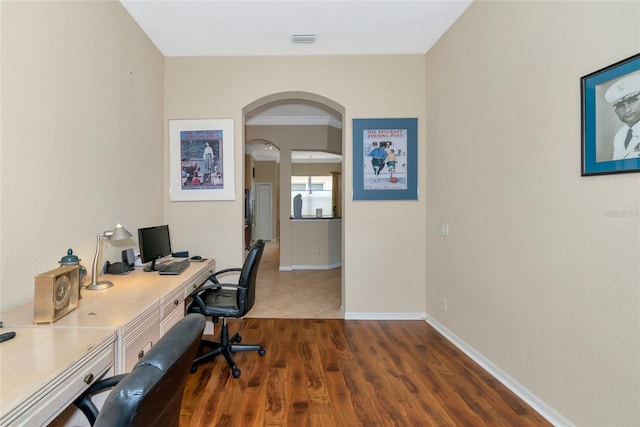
[191,318,265,378]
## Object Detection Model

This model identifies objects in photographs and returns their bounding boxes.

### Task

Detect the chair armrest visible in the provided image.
[73,373,127,426]
[189,282,224,296]
[189,282,242,297]
[210,282,242,290]
[188,282,244,314]
[209,267,242,284]
[188,283,218,313]
[187,282,238,312]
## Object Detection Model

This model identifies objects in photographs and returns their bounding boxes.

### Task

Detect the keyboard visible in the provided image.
[158,259,190,275]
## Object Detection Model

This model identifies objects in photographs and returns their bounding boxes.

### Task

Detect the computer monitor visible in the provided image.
[138,225,172,271]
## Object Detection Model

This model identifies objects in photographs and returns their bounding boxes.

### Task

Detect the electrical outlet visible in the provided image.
[441,224,450,237]
[441,297,448,312]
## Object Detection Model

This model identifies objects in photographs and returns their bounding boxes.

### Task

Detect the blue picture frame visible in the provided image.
[353,118,418,200]
[581,53,640,176]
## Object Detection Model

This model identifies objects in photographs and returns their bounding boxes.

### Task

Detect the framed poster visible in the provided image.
[352,118,418,200]
[581,53,640,176]
[169,119,235,201]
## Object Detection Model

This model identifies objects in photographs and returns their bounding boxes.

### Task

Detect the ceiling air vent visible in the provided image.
[291,34,318,44]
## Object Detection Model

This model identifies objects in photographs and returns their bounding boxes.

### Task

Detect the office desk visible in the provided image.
[2,258,214,373]
[0,258,214,426]
[0,327,115,426]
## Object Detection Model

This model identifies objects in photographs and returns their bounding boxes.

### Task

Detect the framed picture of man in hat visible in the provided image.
[581,52,640,175]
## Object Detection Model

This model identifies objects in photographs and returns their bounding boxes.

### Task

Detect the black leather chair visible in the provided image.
[187,239,266,378]
[73,313,206,427]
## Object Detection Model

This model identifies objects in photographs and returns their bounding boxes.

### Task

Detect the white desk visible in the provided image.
[0,258,215,426]
[0,327,115,426]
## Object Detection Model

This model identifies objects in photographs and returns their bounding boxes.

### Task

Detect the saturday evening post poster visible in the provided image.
[353,118,418,200]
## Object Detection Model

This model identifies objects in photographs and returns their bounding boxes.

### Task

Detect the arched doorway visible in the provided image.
[243,92,345,318]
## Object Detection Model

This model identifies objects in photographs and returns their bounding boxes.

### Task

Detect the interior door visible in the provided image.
[255,182,272,241]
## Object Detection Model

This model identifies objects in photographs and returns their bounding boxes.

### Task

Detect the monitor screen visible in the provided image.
[138,225,172,270]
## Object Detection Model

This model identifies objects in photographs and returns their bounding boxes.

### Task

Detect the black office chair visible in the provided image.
[73,313,206,427]
[187,239,266,378]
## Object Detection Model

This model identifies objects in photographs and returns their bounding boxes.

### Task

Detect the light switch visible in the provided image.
[441,223,450,237]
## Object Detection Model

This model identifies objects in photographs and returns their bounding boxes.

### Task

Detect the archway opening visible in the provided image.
[243,91,345,318]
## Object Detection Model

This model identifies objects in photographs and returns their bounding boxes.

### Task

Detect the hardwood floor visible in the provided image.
[180,242,551,425]
[180,319,551,426]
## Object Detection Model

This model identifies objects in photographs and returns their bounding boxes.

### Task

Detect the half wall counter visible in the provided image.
[290,217,341,269]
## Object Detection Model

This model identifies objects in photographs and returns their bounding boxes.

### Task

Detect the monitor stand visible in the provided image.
[143,255,172,272]
[143,259,158,272]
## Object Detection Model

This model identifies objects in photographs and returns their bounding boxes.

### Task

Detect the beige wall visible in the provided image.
[425,1,640,425]
[291,219,341,268]
[244,154,255,190]
[0,1,164,310]
[291,162,342,176]
[164,55,427,316]
[3,1,637,424]
[247,124,343,267]
[254,156,341,260]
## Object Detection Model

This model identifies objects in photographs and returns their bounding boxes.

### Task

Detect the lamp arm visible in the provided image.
[85,224,129,291]
[89,233,105,287]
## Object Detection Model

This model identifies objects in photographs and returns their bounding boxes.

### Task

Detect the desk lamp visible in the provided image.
[86,224,132,290]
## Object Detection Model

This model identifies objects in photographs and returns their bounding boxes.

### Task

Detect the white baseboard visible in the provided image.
[424,314,572,427]
[279,263,341,271]
[344,312,426,320]
[292,263,341,270]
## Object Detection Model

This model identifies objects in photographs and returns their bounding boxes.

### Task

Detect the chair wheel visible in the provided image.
[259,349,266,357]
[190,366,198,374]
[232,368,241,378]
[236,335,242,343]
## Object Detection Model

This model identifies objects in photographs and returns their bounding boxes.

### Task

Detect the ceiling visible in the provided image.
[120,0,472,162]
[120,1,472,57]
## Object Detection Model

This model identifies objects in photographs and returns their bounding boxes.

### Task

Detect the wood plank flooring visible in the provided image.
[180,318,551,426]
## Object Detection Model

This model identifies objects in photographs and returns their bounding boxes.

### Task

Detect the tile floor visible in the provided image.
[246,241,343,319]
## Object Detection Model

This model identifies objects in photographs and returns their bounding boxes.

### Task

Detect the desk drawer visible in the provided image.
[184,265,214,299]
[161,289,184,319]
[11,342,114,427]
[160,302,185,335]
[184,280,201,299]
[121,306,160,374]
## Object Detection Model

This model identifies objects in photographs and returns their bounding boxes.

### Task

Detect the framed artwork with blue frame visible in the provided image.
[352,118,418,200]
[581,53,640,176]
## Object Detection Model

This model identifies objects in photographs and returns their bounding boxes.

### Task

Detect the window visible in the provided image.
[291,176,333,217]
